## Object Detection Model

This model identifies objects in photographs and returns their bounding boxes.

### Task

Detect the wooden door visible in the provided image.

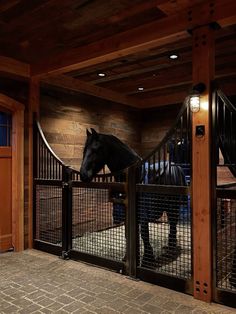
[0,112,12,252]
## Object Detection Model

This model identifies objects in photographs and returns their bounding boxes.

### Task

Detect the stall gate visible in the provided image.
[33,97,192,294]
[33,89,236,305]
[212,90,236,307]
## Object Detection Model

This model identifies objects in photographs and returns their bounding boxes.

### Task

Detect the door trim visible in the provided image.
[0,93,24,251]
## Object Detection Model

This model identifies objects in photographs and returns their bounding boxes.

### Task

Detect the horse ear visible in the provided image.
[90,128,98,138]
[86,129,91,137]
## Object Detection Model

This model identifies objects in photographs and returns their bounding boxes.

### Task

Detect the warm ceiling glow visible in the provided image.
[98,73,106,77]
[169,54,179,60]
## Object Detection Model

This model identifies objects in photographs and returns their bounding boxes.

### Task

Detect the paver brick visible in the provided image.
[0,250,235,314]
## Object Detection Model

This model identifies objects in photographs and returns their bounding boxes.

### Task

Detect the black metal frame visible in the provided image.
[33,97,193,295]
[212,89,236,308]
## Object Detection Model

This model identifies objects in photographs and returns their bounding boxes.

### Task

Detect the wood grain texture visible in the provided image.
[0,95,25,252]
[0,56,29,78]
[0,148,12,252]
[40,90,141,170]
[39,89,180,166]
[192,26,215,303]
[27,77,40,249]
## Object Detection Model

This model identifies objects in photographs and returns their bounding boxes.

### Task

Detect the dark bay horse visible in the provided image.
[80,128,187,267]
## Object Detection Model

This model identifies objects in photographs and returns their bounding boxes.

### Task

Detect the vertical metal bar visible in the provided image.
[33,121,38,242]
[168,140,171,183]
[125,165,137,278]
[42,142,45,178]
[153,153,156,183]
[211,89,218,302]
[163,145,167,184]
[230,111,233,161]
[216,91,219,165]
[158,149,161,184]
[61,166,73,259]
[55,160,58,180]
[223,102,226,144]
[186,107,189,164]
[148,159,151,183]
[49,152,51,179]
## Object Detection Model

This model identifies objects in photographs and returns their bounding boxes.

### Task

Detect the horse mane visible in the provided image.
[100,133,141,172]
[106,134,140,159]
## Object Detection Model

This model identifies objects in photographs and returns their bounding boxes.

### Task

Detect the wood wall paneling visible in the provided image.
[27,77,40,248]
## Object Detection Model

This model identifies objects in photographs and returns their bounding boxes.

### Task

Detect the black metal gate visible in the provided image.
[33,99,192,294]
[212,90,236,307]
[134,102,192,293]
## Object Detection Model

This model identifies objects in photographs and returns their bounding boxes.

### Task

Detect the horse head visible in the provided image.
[80,128,141,182]
[80,128,106,182]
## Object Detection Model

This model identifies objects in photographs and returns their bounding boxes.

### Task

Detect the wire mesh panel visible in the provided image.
[35,185,62,245]
[216,196,236,291]
[72,186,126,262]
[137,188,191,279]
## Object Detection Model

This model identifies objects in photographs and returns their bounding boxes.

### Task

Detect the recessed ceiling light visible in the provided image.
[169,54,179,60]
[98,73,106,77]
[138,87,144,91]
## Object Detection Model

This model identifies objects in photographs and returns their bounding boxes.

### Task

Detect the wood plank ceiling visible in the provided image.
[0,0,235,108]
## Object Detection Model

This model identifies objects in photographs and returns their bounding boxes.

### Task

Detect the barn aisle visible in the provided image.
[0,250,234,314]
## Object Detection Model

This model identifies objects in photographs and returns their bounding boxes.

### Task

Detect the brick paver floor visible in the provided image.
[0,250,235,313]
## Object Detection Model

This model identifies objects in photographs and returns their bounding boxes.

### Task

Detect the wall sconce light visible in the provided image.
[189,82,206,113]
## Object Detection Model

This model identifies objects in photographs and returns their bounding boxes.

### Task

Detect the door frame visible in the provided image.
[0,93,24,251]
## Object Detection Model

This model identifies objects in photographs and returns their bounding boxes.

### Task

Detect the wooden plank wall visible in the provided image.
[40,90,182,168]
[140,104,181,157]
[40,89,142,169]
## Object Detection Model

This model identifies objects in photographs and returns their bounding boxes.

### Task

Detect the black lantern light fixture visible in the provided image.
[189,82,206,113]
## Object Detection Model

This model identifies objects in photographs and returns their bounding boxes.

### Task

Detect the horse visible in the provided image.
[80,128,187,268]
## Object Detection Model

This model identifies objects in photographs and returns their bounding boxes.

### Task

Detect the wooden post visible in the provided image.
[192,25,215,302]
[12,108,24,251]
[28,77,40,248]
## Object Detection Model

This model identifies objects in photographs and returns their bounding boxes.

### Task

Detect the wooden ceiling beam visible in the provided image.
[135,77,236,109]
[31,0,236,77]
[68,37,193,79]
[90,51,191,84]
[102,63,192,93]
[42,61,236,109]
[136,90,188,108]
[127,66,236,96]
[0,55,30,79]
[99,52,236,94]
[42,75,139,108]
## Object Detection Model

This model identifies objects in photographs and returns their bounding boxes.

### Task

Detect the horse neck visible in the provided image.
[103,135,140,172]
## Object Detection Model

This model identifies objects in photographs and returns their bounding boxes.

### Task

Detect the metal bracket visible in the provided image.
[60,250,70,260]
[62,182,69,188]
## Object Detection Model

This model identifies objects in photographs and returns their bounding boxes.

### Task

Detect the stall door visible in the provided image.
[0,112,12,252]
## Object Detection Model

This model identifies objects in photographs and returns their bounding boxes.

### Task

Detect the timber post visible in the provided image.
[192,24,215,302]
[28,77,40,249]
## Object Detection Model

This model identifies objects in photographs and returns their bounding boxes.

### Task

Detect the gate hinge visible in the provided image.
[62,181,72,189]
[60,250,70,260]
